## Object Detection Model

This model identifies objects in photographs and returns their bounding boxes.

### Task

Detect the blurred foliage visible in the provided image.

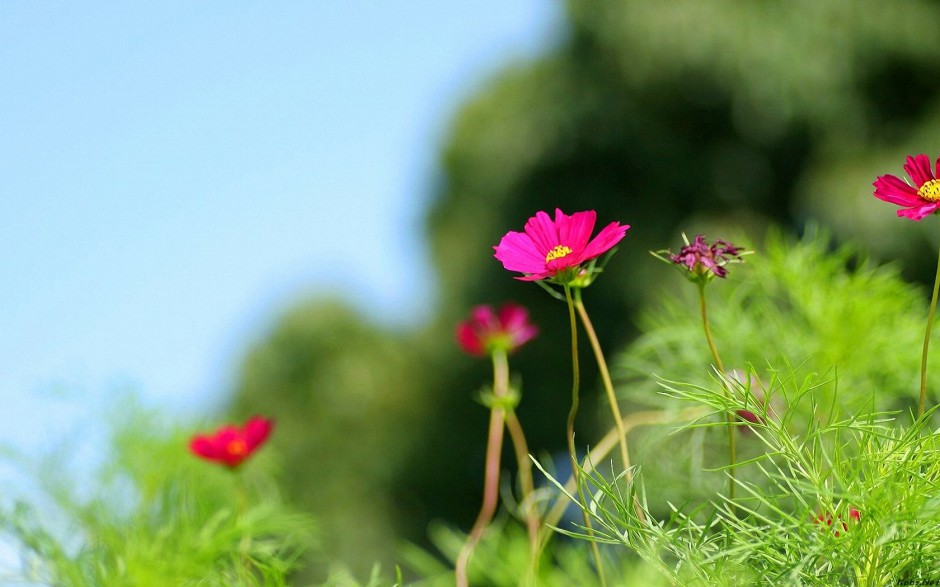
[559,366,940,585]
[229,0,940,577]
[230,301,430,583]
[401,520,669,587]
[0,402,314,586]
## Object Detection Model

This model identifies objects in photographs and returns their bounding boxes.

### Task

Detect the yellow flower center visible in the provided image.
[545,245,572,263]
[918,179,940,202]
[226,439,248,456]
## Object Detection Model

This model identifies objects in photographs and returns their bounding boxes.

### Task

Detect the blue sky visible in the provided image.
[0,3,559,459]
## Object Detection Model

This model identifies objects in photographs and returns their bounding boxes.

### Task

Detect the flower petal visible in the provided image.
[189,436,220,460]
[244,416,274,450]
[498,303,538,347]
[455,322,485,356]
[494,231,546,273]
[523,210,561,254]
[557,209,596,255]
[515,270,554,281]
[897,202,940,221]
[580,221,630,262]
[497,303,528,331]
[873,174,921,206]
[904,154,935,187]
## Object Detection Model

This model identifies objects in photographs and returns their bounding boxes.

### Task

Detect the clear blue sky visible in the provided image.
[0,3,559,459]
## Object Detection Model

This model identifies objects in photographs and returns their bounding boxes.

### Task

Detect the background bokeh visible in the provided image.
[7,0,940,582]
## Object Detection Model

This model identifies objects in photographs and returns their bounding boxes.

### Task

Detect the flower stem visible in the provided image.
[573,289,645,523]
[455,360,507,587]
[563,285,608,587]
[503,404,540,577]
[572,290,630,472]
[919,232,940,419]
[539,407,708,549]
[698,283,735,503]
[234,471,253,581]
[492,349,540,579]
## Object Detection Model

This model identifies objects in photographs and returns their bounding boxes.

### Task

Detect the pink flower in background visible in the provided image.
[493,209,629,283]
[873,154,940,220]
[190,416,274,468]
[456,303,538,357]
[669,234,743,280]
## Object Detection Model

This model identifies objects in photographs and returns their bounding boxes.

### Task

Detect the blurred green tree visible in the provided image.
[230,301,430,580]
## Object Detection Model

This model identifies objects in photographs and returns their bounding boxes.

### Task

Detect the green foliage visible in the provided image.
[0,403,314,586]
[622,228,933,413]
[230,299,433,580]
[617,229,938,513]
[550,370,940,585]
[399,519,666,587]
[317,564,402,587]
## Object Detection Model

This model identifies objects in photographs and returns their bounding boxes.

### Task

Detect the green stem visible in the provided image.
[919,232,940,419]
[698,283,735,504]
[539,407,708,550]
[503,406,540,578]
[573,290,630,473]
[455,352,508,587]
[573,290,645,523]
[563,285,608,587]
[234,471,253,581]
[493,349,540,579]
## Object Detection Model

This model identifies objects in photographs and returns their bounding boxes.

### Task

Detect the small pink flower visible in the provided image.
[456,303,538,357]
[190,416,274,468]
[668,234,743,280]
[493,209,629,283]
[873,154,940,220]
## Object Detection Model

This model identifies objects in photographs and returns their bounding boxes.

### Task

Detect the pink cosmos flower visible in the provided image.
[456,303,538,357]
[190,415,274,468]
[493,209,629,283]
[873,154,940,220]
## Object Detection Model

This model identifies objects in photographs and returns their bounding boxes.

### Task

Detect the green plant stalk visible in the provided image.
[698,282,735,503]
[539,406,709,545]
[918,233,940,419]
[455,352,508,587]
[234,471,254,582]
[572,289,631,474]
[503,405,540,578]
[564,285,608,587]
[861,543,883,587]
[492,349,540,579]
[573,289,646,524]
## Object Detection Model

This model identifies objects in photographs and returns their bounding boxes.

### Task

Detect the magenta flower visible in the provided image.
[189,416,274,468]
[493,209,629,283]
[665,234,744,281]
[456,303,538,357]
[873,154,940,220]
